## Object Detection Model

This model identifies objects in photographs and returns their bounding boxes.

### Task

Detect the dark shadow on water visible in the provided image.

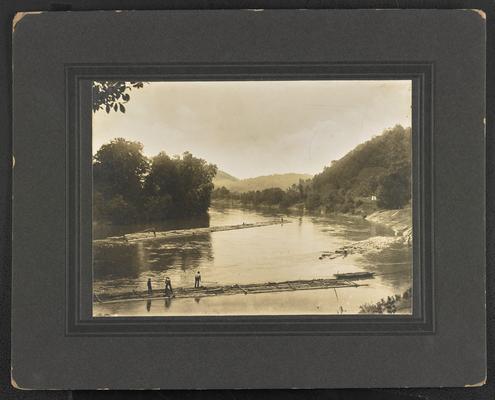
[93,243,144,280]
[147,234,213,272]
[93,233,213,279]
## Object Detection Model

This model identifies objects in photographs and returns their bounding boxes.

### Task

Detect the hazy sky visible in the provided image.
[93,80,411,179]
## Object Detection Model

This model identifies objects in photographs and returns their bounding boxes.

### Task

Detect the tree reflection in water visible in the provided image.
[93,233,213,280]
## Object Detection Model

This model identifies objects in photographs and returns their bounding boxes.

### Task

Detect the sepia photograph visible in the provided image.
[9,9,488,391]
[91,80,413,317]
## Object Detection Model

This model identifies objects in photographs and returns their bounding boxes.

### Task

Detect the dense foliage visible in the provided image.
[306,125,411,213]
[93,138,217,224]
[213,125,411,213]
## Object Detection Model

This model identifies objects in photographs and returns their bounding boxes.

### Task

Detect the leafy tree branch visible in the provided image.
[92,81,146,114]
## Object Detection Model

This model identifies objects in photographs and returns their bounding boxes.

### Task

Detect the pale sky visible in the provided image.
[93,80,411,179]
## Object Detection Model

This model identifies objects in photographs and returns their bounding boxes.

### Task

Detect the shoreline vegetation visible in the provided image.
[359,288,412,314]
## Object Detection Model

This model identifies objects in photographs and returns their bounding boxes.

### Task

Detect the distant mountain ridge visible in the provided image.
[213,172,312,193]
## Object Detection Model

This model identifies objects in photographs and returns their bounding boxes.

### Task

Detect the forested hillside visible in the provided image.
[213,125,411,214]
[305,125,411,213]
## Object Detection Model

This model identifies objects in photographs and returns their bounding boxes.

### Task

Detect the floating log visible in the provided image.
[94,277,367,304]
[94,220,291,245]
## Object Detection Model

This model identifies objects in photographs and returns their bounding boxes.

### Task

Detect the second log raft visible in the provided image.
[94,219,292,245]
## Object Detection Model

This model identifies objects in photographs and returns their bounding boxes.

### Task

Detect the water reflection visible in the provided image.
[93,205,413,315]
[93,242,144,280]
[359,245,412,292]
[93,232,213,294]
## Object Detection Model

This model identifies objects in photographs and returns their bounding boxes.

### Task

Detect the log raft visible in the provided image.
[94,277,367,304]
[94,220,291,245]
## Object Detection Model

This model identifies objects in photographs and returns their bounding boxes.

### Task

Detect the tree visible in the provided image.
[376,162,411,209]
[93,138,149,206]
[93,141,218,224]
[143,151,217,218]
[92,81,146,113]
[175,152,218,216]
[143,152,179,219]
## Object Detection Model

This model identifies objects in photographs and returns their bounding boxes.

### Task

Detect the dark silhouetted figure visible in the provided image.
[146,299,152,312]
[147,278,152,295]
[194,271,201,288]
[164,276,173,296]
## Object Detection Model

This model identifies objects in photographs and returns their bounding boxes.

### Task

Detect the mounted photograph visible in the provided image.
[91,80,413,317]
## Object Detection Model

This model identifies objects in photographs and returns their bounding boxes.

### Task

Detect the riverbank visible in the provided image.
[320,206,412,260]
[365,206,412,244]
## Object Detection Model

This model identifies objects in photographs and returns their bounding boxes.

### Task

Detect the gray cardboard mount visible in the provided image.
[11,10,485,389]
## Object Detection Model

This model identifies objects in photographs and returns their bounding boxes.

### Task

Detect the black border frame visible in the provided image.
[66,63,433,336]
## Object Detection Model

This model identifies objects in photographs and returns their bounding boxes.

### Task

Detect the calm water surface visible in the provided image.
[93,205,412,316]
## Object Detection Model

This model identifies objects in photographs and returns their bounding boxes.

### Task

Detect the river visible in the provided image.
[93,204,412,316]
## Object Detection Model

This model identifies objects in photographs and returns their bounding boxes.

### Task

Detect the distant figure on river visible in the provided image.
[195,271,202,288]
[164,277,173,296]
[147,278,152,295]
